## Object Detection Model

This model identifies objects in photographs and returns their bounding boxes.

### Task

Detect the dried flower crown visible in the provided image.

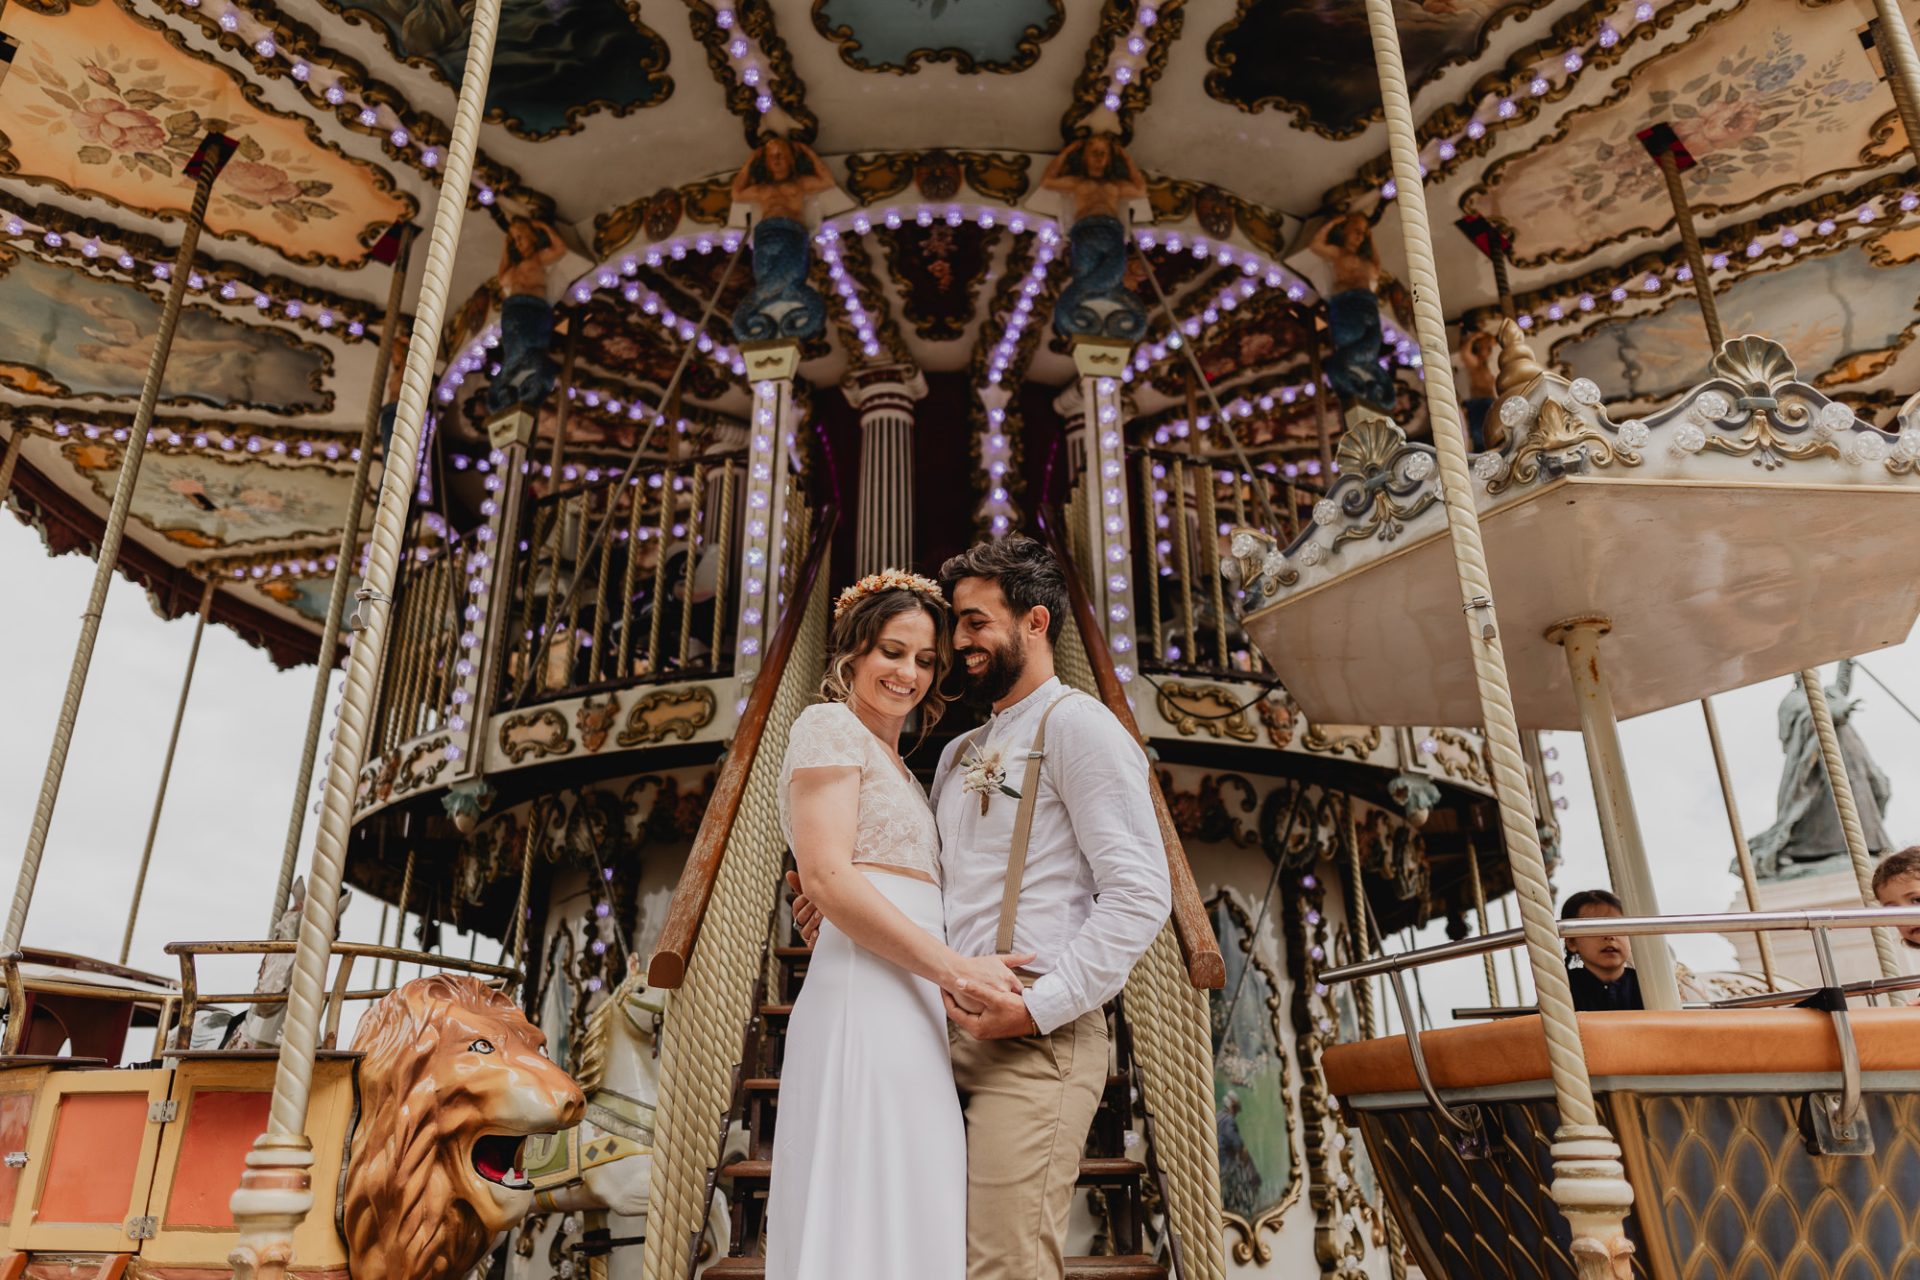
[833,569,947,621]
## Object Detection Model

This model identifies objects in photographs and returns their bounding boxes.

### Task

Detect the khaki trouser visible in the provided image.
[948,1007,1109,1280]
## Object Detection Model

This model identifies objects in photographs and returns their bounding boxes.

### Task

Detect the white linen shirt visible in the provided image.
[931,676,1171,1035]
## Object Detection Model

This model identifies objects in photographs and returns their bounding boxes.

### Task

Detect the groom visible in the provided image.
[793,535,1170,1279]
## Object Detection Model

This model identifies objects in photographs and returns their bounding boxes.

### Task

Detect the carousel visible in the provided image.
[2,0,1920,1278]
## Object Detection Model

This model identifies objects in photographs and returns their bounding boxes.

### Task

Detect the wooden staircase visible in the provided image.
[701,940,1169,1279]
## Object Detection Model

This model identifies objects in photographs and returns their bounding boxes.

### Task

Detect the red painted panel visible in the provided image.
[0,1092,37,1225]
[39,1092,147,1224]
[163,1091,272,1229]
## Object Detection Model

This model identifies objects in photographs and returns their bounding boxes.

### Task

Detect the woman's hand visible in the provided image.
[944,951,1033,1001]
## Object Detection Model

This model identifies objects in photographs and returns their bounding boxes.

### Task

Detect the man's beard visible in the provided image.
[956,637,1025,707]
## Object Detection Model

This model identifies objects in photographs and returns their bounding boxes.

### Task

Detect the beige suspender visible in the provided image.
[995,691,1078,954]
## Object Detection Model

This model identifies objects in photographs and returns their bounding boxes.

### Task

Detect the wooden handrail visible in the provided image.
[648,507,839,989]
[1035,507,1227,991]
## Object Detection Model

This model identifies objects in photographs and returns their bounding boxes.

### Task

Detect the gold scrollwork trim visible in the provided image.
[615,685,718,748]
[394,735,453,796]
[500,707,576,762]
[810,0,1063,76]
[1154,681,1258,742]
[688,0,820,147]
[1302,721,1381,760]
[1059,0,1185,144]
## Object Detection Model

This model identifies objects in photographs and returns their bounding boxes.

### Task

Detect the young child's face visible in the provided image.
[1566,903,1631,980]
[1874,872,1920,948]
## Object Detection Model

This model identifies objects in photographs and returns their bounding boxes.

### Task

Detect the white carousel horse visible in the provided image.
[522,961,731,1258]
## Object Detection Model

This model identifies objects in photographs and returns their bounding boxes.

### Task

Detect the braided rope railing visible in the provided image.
[641,568,828,1280]
[227,4,503,1274]
[1800,671,1904,981]
[271,228,413,932]
[1054,613,1227,1280]
[1358,0,1634,1272]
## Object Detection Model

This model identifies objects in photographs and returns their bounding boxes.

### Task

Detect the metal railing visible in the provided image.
[1128,446,1324,678]
[375,535,469,754]
[502,451,752,705]
[164,939,519,1053]
[1320,905,1920,1154]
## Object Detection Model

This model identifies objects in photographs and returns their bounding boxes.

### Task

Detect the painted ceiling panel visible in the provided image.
[0,251,331,411]
[0,0,412,266]
[812,0,1064,74]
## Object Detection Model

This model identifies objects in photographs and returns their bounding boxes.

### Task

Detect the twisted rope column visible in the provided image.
[1800,670,1903,981]
[5,157,222,960]
[271,228,414,931]
[121,575,217,965]
[1054,616,1226,1280]
[641,576,827,1280]
[1873,4,1920,170]
[0,429,19,512]
[1358,1,1631,1272]
[226,0,503,1272]
[1654,148,1723,351]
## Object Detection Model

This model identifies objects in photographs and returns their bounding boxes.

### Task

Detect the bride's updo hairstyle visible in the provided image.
[822,569,953,735]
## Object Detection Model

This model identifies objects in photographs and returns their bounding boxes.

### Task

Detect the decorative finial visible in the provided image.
[1495,317,1544,397]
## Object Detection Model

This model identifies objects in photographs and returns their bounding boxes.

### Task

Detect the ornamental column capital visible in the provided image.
[841,363,927,417]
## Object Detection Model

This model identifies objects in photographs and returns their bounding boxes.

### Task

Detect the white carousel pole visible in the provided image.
[1357,2,1637,1273]
[225,0,503,1271]
[1701,698,1777,987]
[1799,670,1904,981]
[1547,619,1681,1010]
[120,575,218,965]
[1873,3,1920,170]
[269,227,415,932]
[4,137,231,961]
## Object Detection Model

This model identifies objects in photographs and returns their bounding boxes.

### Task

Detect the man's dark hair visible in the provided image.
[939,535,1068,644]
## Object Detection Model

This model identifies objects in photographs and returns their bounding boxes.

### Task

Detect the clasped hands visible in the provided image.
[785,872,1040,1039]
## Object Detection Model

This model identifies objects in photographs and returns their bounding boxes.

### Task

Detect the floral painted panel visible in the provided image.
[0,253,330,411]
[1469,11,1891,265]
[0,0,411,265]
[1205,0,1544,137]
[1209,895,1295,1237]
[814,0,1063,74]
[1553,244,1920,402]
[64,442,356,548]
[320,0,671,139]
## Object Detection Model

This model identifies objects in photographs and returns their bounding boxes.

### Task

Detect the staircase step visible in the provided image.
[705,1256,1162,1279]
[743,1077,780,1094]
[759,1003,793,1020]
[773,946,811,960]
[721,1156,1145,1186]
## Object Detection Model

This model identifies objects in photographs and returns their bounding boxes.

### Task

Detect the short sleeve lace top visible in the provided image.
[778,701,942,883]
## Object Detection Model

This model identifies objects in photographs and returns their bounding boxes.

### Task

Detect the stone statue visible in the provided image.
[1308,212,1397,412]
[488,216,569,414]
[729,137,835,342]
[1043,134,1148,341]
[1749,664,1894,881]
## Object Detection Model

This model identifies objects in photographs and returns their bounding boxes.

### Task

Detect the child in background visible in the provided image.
[1871,847,1920,949]
[1563,888,1644,1012]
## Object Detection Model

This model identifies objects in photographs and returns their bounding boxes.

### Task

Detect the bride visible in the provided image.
[768,570,1031,1278]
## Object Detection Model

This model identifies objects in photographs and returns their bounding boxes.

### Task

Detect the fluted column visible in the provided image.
[843,365,926,576]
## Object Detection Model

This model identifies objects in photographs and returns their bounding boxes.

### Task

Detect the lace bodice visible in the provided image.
[779,702,942,882]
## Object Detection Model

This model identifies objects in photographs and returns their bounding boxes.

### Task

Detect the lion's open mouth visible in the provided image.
[470,1134,531,1191]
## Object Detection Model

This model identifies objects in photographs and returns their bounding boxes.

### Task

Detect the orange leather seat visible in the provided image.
[1321,1008,1920,1098]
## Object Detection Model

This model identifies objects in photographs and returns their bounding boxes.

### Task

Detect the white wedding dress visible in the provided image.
[766,701,966,1279]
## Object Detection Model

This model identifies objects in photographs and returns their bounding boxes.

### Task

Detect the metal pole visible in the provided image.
[120,575,218,965]
[1358,4,1634,1261]
[5,142,228,959]
[1464,843,1502,1004]
[225,0,503,1265]
[1301,310,1335,475]
[387,848,416,988]
[1871,7,1920,170]
[1653,147,1723,351]
[1549,618,1682,1010]
[270,227,415,932]
[547,314,579,479]
[1799,669,1904,981]
[1488,236,1517,322]
[1700,697,1777,987]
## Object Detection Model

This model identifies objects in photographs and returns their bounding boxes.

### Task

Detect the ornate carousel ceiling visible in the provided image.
[0,0,1912,662]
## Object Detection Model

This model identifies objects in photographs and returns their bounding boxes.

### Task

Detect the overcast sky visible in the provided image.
[0,512,1915,1031]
